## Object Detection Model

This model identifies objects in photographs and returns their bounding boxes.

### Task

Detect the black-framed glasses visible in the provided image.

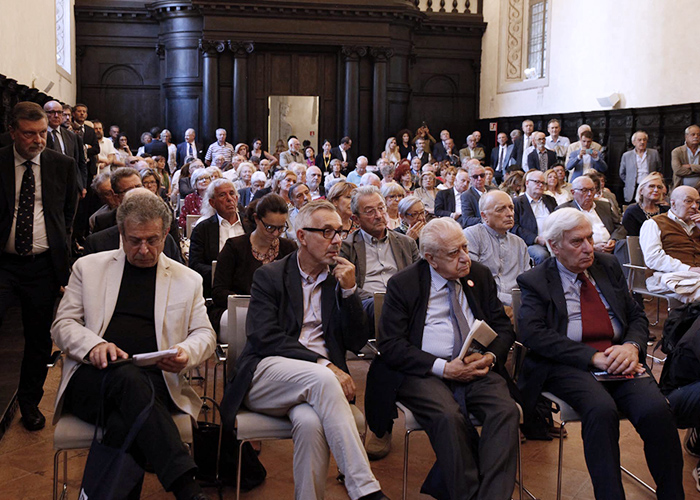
[302,227,350,240]
[471,173,486,179]
[573,188,595,194]
[405,209,427,218]
[260,220,288,234]
[527,180,545,186]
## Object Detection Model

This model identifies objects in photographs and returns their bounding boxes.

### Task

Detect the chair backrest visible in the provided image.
[211,260,217,287]
[626,235,648,291]
[186,214,201,238]
[511,288,521,335]
[373,292,385,341]
[225,295,251,366]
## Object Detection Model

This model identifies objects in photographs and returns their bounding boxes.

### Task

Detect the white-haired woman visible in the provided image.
[381,182,406,230]
[413,171,438,216]
[621,172,669,236]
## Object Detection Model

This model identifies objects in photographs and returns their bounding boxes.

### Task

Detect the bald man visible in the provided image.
[671,125,700,188]
[640,185,700,274]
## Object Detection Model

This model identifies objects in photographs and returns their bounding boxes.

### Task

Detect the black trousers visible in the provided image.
[397,371,519,500]
[544,364,684,500]
[63,363,197,491]
[0,252,59,407]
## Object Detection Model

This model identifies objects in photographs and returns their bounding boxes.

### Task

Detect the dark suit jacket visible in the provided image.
[144,139,168,158]
[221,251,370,427]
[526,148,557,172]
[432,141,447,162]
[187,212,247,297]
[434,188,458,218]
[47,127,88,190]
[460,187,483,228]
[556,199,625,240]
[176,141,202,168]
[77,124,99,180]
[340,229,420,298]
[516,254,648,413]
[490,144,514,172]
[365,259,515,435]
[0,146,78,285]
[238,187,255,207]
[508,135,531,167]
[330,146,356,172]
[512,193,558,245]
[83,225,183,263]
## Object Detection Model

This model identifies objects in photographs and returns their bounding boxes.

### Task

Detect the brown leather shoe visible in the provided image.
[365,430,392,461]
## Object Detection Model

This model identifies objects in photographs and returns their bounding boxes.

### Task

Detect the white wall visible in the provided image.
[0,0,76,104]
[480,0,700,119]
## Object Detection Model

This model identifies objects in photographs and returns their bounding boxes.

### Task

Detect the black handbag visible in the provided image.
[79,374,155,500]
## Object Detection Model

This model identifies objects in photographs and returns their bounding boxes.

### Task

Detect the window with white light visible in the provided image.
[56,0,71,76]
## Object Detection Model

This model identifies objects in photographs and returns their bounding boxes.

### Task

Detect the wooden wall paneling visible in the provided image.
[660,104,693,182]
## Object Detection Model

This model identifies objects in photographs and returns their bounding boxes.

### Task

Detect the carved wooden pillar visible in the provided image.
[342,46,366,142]
[229,41,254,145]
[370,47,393,160]
[199,39,225,146]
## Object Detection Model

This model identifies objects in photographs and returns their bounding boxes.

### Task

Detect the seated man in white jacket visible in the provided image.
[51,188,216,500]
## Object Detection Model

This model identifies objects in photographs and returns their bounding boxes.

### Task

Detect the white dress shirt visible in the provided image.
[4,148,48,255]
[639,210,696,273]
[526,193,551,236]
[575,201,610,244]
[635,150,649,183]
[453,187,463,215]
[216,213,245,251]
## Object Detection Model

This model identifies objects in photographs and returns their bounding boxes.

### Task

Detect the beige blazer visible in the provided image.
[51,250,216,424]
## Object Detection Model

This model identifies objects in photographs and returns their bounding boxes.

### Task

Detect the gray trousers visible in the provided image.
[244,356,381,500]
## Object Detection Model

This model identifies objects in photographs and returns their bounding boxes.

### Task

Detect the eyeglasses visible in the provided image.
[302,227,350,240]
[386,194,404,201]
[45,110,62,115]
[527,180,545,186]
[360,205,387,217]
[471,173,486,179]
[573,188,595,194]
[260,220,288,234]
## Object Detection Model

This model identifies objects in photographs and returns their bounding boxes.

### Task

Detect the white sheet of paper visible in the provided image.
[132,348,179,367]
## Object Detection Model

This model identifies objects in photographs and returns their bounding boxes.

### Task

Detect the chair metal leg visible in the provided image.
[402,429,413,500]
[517,436,524,499]
[620,466,656,494]
[556,421,566,500]
[53,449,68,500]
[237,440,245,500]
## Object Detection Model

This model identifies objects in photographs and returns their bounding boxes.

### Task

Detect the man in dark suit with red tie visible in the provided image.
[517,207,684,499]
[0,102,78,430]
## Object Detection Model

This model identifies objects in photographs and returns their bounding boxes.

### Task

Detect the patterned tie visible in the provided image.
[447,281,471,360]
[51,129,63,154]
[577,273,614,351]
[76,125,84,138]
[539,150,548,171]
[188,143,193,158]
[15,161,35,256]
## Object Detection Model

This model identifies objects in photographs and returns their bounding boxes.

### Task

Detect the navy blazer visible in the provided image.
[566,150,608,181]
[47,127,88,190]
[221,251,370,427]
[460,187,483,228]
[512,193,558,245]
[176,141,202,168]
[330,146,356,172]
[516,254,648,413]
[0,146,78,285]
[434,188,457,217]
[490,144,514,172]
[526,148,557,172]
[365,259,515,436]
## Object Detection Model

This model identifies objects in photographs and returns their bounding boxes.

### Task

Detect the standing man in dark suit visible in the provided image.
[144,127,168,157]
[71,103,99,179]
[435,168,470,220]
[526,131,557,172]
[490,131,513,185]
[509,119,535,170]
[176,128,201,169]
[221,200,388,500]
[557,176,624,254]
[44,101,87,196]
[331,136,356,174]
[0,101,78,430]
[189,179,246,298]
[513,170,558,264]
[517,208,684,499]
[365,217,519,499]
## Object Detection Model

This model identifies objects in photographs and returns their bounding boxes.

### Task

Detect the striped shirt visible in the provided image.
[204,141,235,163]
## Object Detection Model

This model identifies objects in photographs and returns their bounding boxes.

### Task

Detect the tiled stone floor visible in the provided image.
[1,300,699,499]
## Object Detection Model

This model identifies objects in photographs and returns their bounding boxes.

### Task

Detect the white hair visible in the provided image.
[359,172,381,186]
[419,217,463,258]
[542,208,591,246]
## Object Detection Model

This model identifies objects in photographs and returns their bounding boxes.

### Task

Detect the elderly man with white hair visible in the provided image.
[459,134,485,163]
[306,165,325,199]
[359,172,381,188]
[279,136,305,169]
[347,156,368,185]
[526,131,557,172]
[239,170,267,207]
[204,128,234,166]
[464,190,530,307]
[517,207,684,500]
[365,216,519,499]
[619,130,662,203]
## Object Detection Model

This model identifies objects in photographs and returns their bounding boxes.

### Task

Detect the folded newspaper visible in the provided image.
[457,319,498,360]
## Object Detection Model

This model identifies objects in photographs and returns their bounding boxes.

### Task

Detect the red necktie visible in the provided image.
[577,273,614,351]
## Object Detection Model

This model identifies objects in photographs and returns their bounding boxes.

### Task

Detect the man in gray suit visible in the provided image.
[619,130,662,203]
[340,185,419,460]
